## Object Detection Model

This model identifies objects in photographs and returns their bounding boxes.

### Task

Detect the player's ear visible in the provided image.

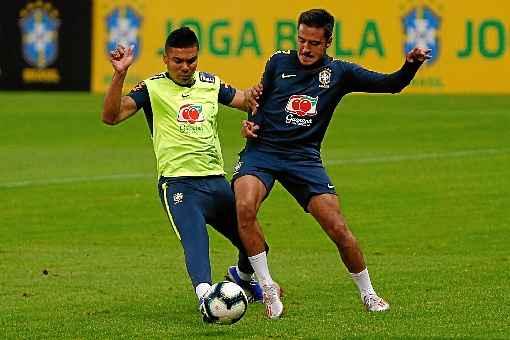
[325,38,332,49]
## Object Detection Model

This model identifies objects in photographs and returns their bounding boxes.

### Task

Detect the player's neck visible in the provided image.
[165,72,195,88]
[295,53,328,70]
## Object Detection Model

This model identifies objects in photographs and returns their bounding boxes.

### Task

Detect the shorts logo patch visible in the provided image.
[233,161,243,174]
[173,192,184,204]
[178,104,204,124]
[285,95,318,117]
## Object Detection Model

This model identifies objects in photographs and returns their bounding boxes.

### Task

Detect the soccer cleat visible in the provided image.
[198,296,205,311]
[363,294,390,312]
[262,282,283,319]
[198,296,214,323]
[225,266,263,303]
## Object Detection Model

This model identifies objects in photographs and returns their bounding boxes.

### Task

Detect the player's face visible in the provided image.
[297,24,331,66]
[163,45,199,86]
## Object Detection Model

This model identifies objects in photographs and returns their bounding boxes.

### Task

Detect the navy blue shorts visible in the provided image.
[158,175,252,287]
[232,149,336,211]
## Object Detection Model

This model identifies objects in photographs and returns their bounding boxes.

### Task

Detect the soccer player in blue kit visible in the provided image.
[234,9,431,318]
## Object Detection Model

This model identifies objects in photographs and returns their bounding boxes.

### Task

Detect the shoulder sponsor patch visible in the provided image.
[199,72,216,84]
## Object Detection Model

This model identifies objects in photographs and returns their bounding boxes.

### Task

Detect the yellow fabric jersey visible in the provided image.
[143,71,226,178]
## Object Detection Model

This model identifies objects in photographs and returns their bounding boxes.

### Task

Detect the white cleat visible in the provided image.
[262,282,284,319]
[363,294,390,312]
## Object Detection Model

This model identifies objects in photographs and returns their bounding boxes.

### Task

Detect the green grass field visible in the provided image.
[1,92,509,339]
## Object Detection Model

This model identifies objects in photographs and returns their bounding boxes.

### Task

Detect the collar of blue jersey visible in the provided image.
[293,51,331,70]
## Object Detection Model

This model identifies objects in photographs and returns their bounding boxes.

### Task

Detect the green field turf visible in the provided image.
[1,92,509,339]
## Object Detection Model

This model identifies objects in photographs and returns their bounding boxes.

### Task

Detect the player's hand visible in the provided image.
[109,44,135,73]
[241,120,259,139]
[406,47,432,63]
[244,83,263,115]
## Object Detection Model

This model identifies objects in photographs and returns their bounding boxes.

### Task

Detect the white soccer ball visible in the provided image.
[200,281,248,325]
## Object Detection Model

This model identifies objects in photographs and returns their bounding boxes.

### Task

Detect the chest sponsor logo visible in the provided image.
[285,95,318,127]
[285,95,318,117]
[178,104,204,124]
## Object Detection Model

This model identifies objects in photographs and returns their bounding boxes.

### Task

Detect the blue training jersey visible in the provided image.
[247,50,422,158]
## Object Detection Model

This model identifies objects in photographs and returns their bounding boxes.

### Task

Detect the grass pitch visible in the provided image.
[1,93,509,339]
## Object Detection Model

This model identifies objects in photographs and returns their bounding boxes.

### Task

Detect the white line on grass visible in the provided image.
[325,147,510,165]
[1,148,508,189]
[0,173,153,188]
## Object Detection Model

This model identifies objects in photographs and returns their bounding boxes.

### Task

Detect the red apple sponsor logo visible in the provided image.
[285,95,318,117]
[178,104,204,124]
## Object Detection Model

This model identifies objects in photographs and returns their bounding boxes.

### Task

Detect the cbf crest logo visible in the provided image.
[402,6,440,63]
[178,104,205,124]
[106,6,142,60]
[19,1,60,68]
[319,68,331,88]
[173,192,183,205]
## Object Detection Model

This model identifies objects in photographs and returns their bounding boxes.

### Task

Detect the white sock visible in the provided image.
[195,283,211,300]
[351,268,377,297]
[248,251,274,285]
[235,265,252,281]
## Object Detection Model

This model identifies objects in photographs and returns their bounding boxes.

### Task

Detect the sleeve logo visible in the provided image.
[199,72,215,83]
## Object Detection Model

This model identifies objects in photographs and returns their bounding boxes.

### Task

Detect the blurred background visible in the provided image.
[1,0,509,93]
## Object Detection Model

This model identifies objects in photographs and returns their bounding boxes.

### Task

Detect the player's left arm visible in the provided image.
[217,81,261,138]
[225,83,262,113]
[344,47,431,94]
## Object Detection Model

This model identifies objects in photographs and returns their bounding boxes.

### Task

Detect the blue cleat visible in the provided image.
[225,266,263,303]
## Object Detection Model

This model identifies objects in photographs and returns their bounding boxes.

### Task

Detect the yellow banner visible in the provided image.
[92,0,510,93]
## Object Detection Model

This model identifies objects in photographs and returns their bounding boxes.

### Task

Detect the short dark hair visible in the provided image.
[298,9,335,41]
[165,26,199,51]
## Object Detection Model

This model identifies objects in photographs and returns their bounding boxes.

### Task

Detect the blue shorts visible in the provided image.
[158,175,252,287]
[232,149,336,211]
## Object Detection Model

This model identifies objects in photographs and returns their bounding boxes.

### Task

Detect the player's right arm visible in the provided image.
[102,45,138,125]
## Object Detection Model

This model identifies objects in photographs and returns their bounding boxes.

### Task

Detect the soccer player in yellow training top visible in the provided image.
[101,27,266,320]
